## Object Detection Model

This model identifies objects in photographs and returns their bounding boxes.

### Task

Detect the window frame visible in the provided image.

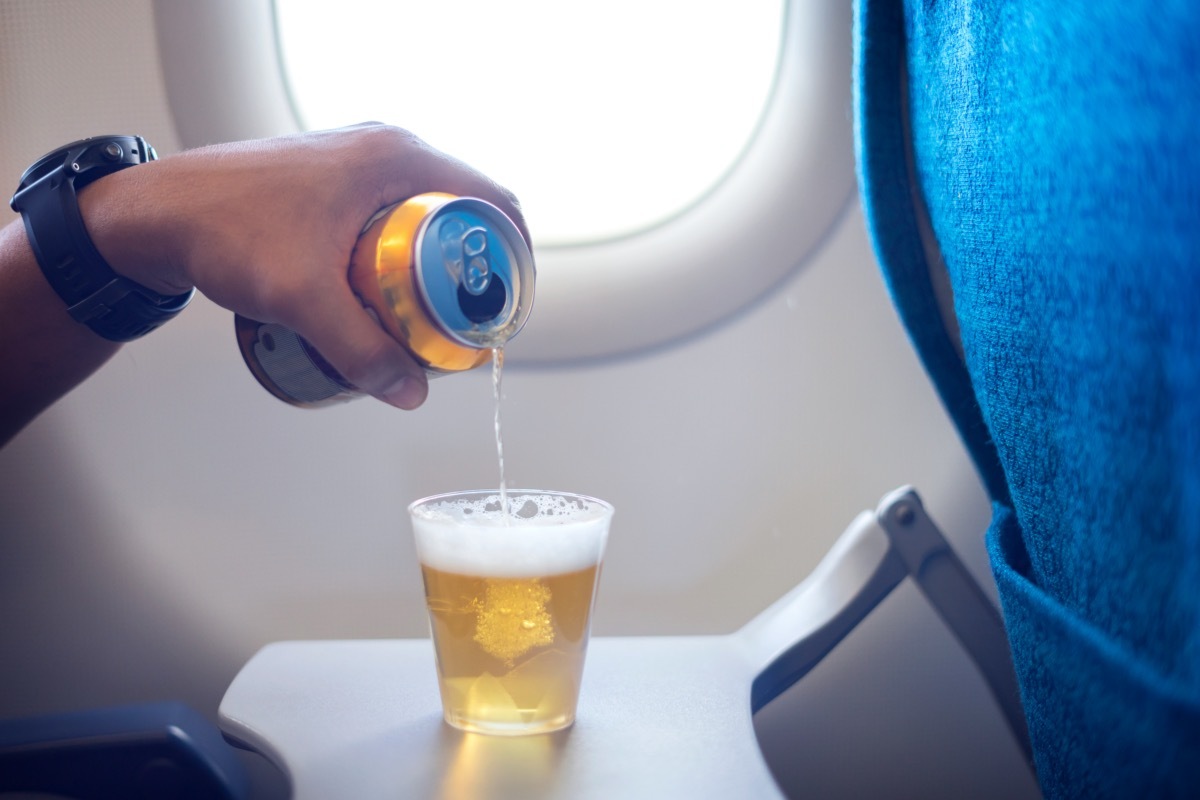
[152,0,855,363]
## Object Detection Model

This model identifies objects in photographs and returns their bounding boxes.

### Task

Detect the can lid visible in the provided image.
[414,197,535,349]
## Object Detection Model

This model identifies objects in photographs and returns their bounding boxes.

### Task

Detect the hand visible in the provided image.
[77,124,531,410]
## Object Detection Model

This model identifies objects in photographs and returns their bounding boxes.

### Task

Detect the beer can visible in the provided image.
[235,193,535,408]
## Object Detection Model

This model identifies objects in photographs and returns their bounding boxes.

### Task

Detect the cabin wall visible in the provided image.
[0,0,994,746]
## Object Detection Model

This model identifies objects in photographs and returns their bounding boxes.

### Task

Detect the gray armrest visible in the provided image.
[741,486,1032,765]
[739,510,907,713]
[875,487,1031,763]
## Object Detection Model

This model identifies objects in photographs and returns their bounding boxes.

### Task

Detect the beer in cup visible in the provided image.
[409,490,613,735]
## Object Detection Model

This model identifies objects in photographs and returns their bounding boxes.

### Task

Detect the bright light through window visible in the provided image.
[275,1,784,245]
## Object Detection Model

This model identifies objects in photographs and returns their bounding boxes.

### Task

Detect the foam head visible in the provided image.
[409,490,613,578]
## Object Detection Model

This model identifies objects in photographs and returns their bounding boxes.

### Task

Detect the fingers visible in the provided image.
[282,282,430,410]
[347,124,533,250]
[157,124,524,414]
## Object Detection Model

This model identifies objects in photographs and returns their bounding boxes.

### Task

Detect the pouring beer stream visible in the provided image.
[233,192,583,734]
[493,346,510,523]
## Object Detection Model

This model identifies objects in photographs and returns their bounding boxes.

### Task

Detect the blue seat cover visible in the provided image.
[853,0,1200,795]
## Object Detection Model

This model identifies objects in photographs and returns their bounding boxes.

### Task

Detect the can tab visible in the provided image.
[439,218,492,295]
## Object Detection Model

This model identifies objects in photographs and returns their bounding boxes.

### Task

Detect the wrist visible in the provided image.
[76,164,195,297]
[9,135,194,342]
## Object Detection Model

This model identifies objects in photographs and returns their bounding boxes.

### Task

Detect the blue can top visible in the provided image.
[415,197,535,349]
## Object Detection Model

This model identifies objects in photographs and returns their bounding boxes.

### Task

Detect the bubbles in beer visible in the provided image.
[423,492,593,523]
[472,578,554,664]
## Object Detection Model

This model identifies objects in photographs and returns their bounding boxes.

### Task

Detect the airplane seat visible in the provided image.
[855,0,1200,793]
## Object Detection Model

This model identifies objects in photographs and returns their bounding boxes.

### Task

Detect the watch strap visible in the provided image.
[10,135,194,342]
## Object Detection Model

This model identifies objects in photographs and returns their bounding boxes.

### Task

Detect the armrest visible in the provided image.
[739,509,907,712]
[0,701,248,800]
[741,486,1032,766]
[875,487,1031,764]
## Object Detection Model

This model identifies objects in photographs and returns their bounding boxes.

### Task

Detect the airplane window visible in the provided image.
[156,0,852,361]
[273,1,785,246]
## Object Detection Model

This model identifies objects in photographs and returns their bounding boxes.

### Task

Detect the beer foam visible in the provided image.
[410,492,612,578]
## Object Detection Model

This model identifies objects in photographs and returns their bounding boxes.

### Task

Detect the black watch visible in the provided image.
[9,135,194,342]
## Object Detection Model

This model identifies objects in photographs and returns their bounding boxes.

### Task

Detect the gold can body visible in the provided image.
[236,193,535,408]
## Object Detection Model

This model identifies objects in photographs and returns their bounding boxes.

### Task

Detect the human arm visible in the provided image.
[0,124,530,446]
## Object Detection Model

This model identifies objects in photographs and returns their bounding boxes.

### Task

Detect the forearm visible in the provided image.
[0,218,120,446]
[0,124,529,445]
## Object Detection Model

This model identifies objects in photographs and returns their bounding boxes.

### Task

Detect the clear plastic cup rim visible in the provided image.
[407,489,615,521]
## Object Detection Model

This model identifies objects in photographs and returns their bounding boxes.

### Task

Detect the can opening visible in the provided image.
[457,278,507,324]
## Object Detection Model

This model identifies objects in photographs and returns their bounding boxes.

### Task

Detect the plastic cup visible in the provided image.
[409,490,613,735]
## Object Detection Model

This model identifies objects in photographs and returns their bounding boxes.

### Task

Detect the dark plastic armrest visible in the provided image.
[0,701,248,800]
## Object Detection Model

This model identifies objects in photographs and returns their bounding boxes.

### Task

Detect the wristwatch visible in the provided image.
[9,135,194,342]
